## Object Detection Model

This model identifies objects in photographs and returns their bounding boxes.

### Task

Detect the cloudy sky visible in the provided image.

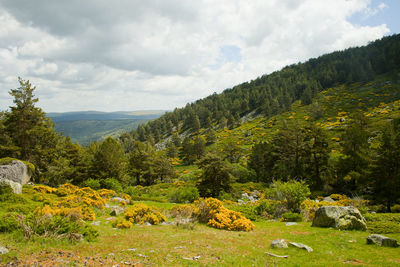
[0,0,398,112]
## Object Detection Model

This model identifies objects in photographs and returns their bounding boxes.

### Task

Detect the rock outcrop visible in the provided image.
[0,160,32,194]
[312,206,367,231]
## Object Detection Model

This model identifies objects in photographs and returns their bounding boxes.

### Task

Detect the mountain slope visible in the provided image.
[48,111,165,145]
[126,34,400,145]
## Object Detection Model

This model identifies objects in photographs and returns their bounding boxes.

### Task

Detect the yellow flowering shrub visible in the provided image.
[124,204,166,225]
[194,198,255,231]
[56,183,79,196]
[112,218,133,229]
[329,194,347,201]
[97,189,117,199]
[33,185,57,194]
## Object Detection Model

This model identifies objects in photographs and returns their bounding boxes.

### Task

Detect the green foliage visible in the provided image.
[281,212,303,222]
[81,178,101,190]
[366,221,400,234]
[265,180,310,213]
[197,153,232,198]
[228,163,256,183]
[392,204,400,213]
[92,137,128,183]
[81,224,100,242]
[168,186,199,203]
[0,213,18,233]
[101,178,123,193]
[369,118,400,211]
[0,182,13,195]
[255,199,282,218]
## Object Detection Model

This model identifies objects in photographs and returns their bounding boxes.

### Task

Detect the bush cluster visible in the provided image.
[168,186,199,203]
[194,198,255,231]
[124,204,166,225]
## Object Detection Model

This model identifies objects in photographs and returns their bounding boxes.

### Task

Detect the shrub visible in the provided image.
[168,186,199,203]
[15,213,94,242]
[33,185,57,194]
[281,212,303,222]
[194,198,255,231]
[226,204,259,221]
[329,194,348,201]
[169,205,196,218]
[56,183,79,196]
[265,180,310,213]
[0,213,18,233]
[0,182,14,195]
[97,188,117,200]
[81,225,99,242]
[101,178,123,193]
[255,199,283,218]
[112,218,133,229]
[81,179,101,190]
[392,204,400,213]
[124,204,166,225]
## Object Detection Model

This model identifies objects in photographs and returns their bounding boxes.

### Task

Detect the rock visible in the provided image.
[0,246,9,254]
[126,248,137,252]
[91,221,101,226]
[367,234,399,247]
[111,197,130,204]
[161,221,174,226]
[312,206,367,231]
[143,222,152,226]
[0,160,32,194]
[289,242,313,252]
[285,222,298,226]
[323,196,334,203]
[109,206,125,216]
[106,217,116,221]
[271,239,288,249]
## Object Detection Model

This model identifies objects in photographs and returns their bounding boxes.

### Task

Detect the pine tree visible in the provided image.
[369,119,400,212]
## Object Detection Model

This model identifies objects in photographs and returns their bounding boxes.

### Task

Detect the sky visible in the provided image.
[0,0,399,113]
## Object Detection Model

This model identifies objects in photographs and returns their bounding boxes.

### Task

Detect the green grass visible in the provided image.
[2,213,399,266]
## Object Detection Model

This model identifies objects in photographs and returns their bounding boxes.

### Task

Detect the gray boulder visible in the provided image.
[271,239,288,248]
[0,246,8,254]
[312,206,367,231]
[108,205,126,216]
[0,160,31,194]
[367,234,399,247]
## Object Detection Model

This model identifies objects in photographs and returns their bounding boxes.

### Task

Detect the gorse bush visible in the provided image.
[124,204,166,225]
[194,198,255,231]
[112,218,133,229]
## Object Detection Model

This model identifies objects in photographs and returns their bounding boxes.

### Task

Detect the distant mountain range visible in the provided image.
[47,110,165,145]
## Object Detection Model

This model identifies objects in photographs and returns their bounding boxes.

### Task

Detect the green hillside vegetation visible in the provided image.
[1,35,400,265]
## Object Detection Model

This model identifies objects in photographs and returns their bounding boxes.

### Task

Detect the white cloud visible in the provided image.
[0,0,391,112]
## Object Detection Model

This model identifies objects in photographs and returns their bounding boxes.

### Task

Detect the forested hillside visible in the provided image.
[127,34,400,144]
